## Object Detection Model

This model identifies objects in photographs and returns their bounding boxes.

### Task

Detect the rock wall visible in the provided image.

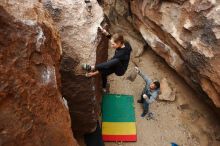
[0,0,78,146]
[103,0,220,108]
[42,0,106,135]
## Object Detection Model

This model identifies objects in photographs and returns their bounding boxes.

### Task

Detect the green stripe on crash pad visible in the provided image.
[102,94,135,122]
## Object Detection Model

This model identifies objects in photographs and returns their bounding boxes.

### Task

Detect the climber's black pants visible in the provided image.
[95,58,125,88]
[84,121,104,146]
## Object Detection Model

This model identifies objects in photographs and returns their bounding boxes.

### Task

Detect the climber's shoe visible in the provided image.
[82,64,92,71]
[141,112,147,117]
[137,99,143,103]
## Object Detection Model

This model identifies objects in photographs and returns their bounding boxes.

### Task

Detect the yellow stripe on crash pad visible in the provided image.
[102,122,136,135]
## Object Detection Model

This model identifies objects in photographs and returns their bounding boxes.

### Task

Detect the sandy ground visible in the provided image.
[76,48,220,146]
[76,17,220,145]
[104,48,220,146]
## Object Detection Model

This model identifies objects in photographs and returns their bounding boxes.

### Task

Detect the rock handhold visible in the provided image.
[158,78,176,101]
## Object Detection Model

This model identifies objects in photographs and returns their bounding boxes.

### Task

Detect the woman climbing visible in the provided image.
[82,29,132,92]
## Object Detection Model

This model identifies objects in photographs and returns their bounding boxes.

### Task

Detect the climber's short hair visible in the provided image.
[111,33,124,44]
[153,81,160,90]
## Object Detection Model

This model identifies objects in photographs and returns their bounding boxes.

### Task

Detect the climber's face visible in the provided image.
[110,39,122,49]
[150,83,156,90]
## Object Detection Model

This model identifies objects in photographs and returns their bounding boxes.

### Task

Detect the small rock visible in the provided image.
[127,69,138,82]
[158,78,176,101]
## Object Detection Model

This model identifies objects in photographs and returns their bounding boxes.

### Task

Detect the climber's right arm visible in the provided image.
[135,67,151,85]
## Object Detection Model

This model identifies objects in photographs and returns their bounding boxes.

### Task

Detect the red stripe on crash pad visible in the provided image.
[102,135,137,142]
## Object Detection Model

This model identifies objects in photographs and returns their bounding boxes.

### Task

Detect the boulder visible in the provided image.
[102,0,220,109]
[42,0,107,135]
[127,69,138,82]
[131,0,220,107]
[0,1,78,145]
[158,78,176,101]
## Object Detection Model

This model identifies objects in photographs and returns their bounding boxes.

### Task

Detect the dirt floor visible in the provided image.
[76,46,220,146]
[104,48,220,146]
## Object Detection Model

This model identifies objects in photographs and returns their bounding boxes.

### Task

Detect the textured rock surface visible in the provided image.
[103,0,220,108]
[0,1,78,146]
[42,0,106,135]
[158,78,176,101]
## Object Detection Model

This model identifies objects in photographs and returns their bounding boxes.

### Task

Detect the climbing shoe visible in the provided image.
[82,64,92,71]
[137,99,143,103]
[141,112,147,117]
